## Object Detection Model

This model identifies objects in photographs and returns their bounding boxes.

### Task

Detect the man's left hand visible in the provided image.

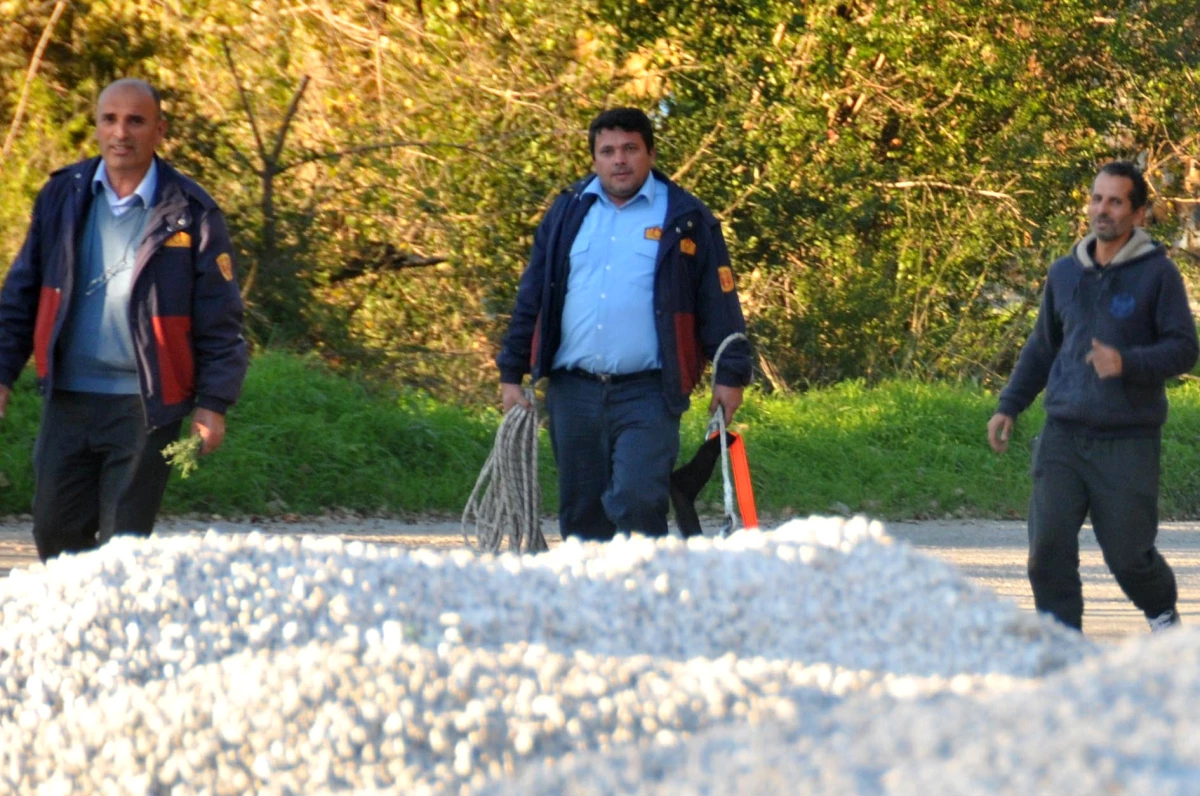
[1085,338,1123,379]
[192,408,226,455]
[709,385,744,425]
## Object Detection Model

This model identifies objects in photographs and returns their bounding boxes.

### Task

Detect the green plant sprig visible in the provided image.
[163,434,203,479]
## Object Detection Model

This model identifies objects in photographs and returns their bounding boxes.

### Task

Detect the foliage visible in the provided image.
[1,1,1199,401]
[5,352,1200,521]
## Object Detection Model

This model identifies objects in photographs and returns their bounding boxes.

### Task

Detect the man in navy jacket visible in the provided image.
[987,161,1198,632]
[0,78,247,560]
[497,108,751,541]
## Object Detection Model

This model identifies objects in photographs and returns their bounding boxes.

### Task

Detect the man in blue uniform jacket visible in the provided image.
[497,108,752,541]
[0,78,248,561]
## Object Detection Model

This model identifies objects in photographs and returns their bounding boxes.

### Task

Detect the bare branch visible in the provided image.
[222,39,268,165]
[872,179,1023,204]
[671,121,725,183]
[1,0,69,163]
[268,75,311,165]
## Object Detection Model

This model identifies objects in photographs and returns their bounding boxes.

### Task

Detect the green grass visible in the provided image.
[4,351,1200,520]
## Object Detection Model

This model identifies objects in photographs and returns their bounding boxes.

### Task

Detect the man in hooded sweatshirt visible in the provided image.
[987,161,1198,633]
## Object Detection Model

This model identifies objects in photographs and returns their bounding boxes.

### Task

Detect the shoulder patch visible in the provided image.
[645,226,663,241]
[680,238,697,256]
[718,266,735,293]
[164,231,191,248]
[216,252,235,282]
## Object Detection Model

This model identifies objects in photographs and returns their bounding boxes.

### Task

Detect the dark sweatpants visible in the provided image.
[1027,420,1177,630]
[546,370,680,541]
[32,391,182,561]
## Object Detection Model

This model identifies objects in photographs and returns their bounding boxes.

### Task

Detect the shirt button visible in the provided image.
[606,266,611,271]
[611,236,616,241]
[597,324,603,330]
[600,293,606,299]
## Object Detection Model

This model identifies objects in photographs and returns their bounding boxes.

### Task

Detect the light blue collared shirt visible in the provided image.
[553,172,668,374]
[93,159,157,216]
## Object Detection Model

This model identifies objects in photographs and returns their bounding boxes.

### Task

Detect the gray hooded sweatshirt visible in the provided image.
[998,228,1199,435]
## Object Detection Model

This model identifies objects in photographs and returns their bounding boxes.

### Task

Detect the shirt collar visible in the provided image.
[93,159,158,210]
[585,171,657,208]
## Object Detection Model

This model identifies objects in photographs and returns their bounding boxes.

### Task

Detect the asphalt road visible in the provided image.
[4,515,1198,643]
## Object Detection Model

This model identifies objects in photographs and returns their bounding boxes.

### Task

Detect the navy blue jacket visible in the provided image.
[998,230,1198,435]
[0,156,248,428]
[497,170,751,416]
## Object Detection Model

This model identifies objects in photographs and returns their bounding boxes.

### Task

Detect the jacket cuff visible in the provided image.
[714,369,749,389]
[1120,349,1147,382]
[195,395,231,415]
[499,368,527,385]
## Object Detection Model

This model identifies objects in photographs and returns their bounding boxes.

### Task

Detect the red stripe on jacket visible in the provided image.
[674,311,700,395]
[530,313,542,369]
[33,286,61,379]
[152,315,194,405]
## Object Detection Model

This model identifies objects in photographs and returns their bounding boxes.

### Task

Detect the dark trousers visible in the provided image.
[546,370,680,540]
[1027,420,1177,630]
[32,391,182,561]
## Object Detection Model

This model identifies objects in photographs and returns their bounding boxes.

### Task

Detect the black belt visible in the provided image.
[554,368,661,384]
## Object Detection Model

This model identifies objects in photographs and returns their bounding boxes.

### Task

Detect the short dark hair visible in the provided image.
[588,108,654,156]
[1097,161,1149,209]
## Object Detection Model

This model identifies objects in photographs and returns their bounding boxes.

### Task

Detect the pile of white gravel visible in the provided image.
[0,516,1122,793]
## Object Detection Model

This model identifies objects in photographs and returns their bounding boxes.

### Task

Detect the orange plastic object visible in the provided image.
[707,429,759,529]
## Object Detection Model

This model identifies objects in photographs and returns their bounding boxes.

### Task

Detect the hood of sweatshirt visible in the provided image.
[1073,227,1161,269]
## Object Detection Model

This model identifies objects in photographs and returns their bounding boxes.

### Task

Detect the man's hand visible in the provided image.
[709,385,744,425]
[0,384,9,422]
[192,408,226,456]
[501,383,532,413]
[1085,338,1123,379]
[987,412,1014,453]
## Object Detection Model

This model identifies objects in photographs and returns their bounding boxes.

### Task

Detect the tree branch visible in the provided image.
[1,0,69,163]
[872,179,1024,204]
[222,39,267,167]
[269,75,311,165]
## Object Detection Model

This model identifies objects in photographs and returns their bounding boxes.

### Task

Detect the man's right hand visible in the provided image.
[0,384,9,422]
[501,383,532,413]
[987,412,1014,453]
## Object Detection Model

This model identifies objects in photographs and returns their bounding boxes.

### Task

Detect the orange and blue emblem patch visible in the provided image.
[680,238,697,256]
[644,226,663,241]
[216,252,234,282]
[718,266,735,293]
[164,231,191,248]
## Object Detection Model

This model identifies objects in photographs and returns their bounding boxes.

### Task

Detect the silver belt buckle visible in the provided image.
[596,372,613,383]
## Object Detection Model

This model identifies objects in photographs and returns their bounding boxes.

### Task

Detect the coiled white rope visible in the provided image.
[708,332,749,537]
[461,388,549,554]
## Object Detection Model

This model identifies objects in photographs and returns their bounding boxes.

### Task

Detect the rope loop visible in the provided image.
[708,332,749,537]
[461,388,548,554]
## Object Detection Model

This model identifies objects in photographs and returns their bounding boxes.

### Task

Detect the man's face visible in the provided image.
[592,127,655,204]
[1088,172,1145,243]
[95,84,165,179]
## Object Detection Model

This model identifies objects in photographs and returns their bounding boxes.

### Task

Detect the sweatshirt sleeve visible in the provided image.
[997,276,1062,418]
[1120,262,1199,384]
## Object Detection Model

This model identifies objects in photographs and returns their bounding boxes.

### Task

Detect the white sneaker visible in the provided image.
[1149,609,1181,633]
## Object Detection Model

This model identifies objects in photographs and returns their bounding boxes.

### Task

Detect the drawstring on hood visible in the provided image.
[1074,227,1160,270]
